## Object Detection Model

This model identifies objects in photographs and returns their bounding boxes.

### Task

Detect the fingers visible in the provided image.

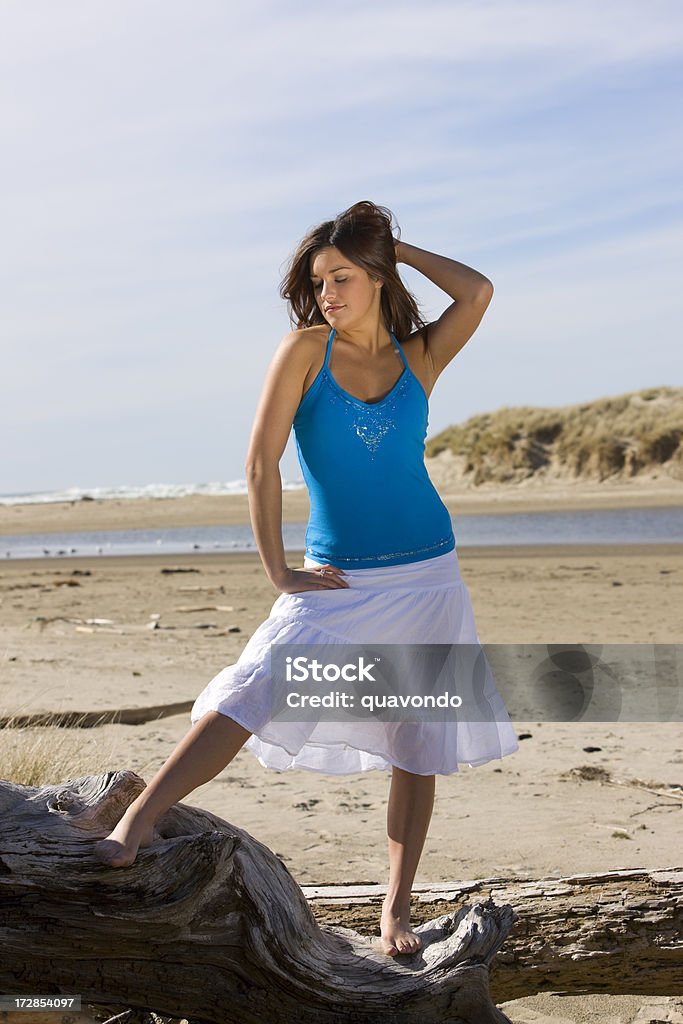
[316,564,349,588]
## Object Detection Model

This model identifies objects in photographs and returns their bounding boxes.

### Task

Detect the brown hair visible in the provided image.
[279,200,429,350]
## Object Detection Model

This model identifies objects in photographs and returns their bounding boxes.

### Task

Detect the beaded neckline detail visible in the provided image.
[322,368,411,459]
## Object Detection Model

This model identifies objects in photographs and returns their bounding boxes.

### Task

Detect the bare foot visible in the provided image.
[93,810,158,868]
[379,898,423,956]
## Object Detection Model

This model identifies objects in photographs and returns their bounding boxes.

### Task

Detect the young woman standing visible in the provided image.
[94,200,518,957]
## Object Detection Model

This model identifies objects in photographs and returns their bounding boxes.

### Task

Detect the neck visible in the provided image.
[332,320,393,354]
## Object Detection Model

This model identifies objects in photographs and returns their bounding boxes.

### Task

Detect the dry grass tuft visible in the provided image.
[0,693,157,788]
[426,385,683,485]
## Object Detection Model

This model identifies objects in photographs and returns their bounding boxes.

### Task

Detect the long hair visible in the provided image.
[279,200,429,350]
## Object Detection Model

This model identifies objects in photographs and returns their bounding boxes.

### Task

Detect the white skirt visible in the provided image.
[190,548,519,776]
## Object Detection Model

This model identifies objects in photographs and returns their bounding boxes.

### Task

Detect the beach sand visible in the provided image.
[1,479,682,1023]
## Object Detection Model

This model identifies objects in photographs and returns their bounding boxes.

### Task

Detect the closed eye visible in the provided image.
[313,278,347,290]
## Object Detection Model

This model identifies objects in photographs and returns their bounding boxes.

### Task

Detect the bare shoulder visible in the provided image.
[293,323,329,345]
[276,324,327,359]
[401,326,438,399]
[244,326,330,469]
[269,326,321,379]
[286,324,330,396]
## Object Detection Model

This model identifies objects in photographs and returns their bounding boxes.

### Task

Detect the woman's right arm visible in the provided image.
[243,331,348,593]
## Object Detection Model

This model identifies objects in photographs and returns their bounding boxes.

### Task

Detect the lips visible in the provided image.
[326,305,343,312]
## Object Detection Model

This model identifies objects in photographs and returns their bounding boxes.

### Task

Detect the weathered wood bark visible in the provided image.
[0,771,515,1024]
[304,868,683,1002]
[1,773,682,1023]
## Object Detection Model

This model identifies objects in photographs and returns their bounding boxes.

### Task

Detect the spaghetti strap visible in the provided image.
[322,327,336,370]
[390,331,409,371]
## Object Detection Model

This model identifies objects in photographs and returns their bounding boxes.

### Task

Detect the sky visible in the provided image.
[1,0,681,496]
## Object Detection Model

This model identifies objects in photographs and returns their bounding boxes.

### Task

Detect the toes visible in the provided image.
[396,933,421,954]
[378,924,423,956]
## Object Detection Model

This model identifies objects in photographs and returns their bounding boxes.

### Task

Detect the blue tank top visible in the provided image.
[292,327,455,568]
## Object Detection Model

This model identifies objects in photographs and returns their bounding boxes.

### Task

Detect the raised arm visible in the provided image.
[396,241,494,383]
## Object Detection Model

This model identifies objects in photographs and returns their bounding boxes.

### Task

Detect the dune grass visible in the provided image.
[425,385,683,485]
[0,692,158,789]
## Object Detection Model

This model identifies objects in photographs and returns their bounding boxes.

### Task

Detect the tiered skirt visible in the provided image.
[190,547,519,775]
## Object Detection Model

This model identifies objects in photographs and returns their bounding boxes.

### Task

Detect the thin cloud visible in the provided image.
[1,0,681,492]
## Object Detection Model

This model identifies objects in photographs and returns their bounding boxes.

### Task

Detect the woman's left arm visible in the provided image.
[395,241,494,378]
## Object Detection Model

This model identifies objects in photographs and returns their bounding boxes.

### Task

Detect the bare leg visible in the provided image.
[93,711,252,868]
[379,765,435,956]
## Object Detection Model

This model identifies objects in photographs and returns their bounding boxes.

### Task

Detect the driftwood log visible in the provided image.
[0,772,681,1024]
[306,869,683,1002]
[0,771,514,1024]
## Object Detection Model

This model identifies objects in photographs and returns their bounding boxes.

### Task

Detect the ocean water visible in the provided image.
[0,479,305,505]
[1,506,682,560]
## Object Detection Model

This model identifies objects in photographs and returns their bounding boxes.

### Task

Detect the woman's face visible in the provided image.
[309,246,382,327]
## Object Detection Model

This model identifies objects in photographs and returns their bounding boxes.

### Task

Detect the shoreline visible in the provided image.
[5,541,683,573]
[0,474,681,538]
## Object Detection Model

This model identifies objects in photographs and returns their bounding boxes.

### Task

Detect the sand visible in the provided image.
[1,479,682,1023]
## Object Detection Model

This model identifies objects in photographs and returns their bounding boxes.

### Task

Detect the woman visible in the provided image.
[93,200,519,957]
